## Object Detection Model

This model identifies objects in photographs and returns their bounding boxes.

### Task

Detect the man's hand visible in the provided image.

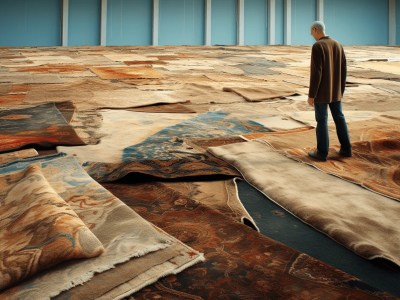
[308,97,315,107]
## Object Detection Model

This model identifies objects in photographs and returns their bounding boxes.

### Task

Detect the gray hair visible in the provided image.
[311,21,325,33]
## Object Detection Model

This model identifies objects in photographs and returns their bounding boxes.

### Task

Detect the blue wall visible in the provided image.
[324,0,389,45]
[397,0,400,44]
[69,0,101,46]
[0,0,397,47]
[244,0,268,45]
[107,0,153,46]
[291,0,316,45]
[0,0,61,46]
[211,0,237,45]
[275,0,285,45]
[159,0,205,45]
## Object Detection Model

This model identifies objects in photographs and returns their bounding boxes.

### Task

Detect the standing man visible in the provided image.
[307,21,352,161]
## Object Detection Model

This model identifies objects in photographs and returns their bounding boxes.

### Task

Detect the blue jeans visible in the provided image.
[314,101,351,157]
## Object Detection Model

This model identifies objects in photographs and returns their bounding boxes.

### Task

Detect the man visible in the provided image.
[307,21,352,161]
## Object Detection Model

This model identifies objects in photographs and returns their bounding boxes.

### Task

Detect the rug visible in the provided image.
[285,133,400,201]
[236,177,400,297]
[102,181,394,299]
[121,111,271,162]
[0,154,203,299]
[58,110,193,164]
[0,164,104,291]
[55,238,203,300]
[91,89,186,109]
[207,141,400,267]
[78,111,269,182]
[0,102,85,153]
[90,66,164,80]
[162,178,259,231]
[223,86,299,102]
[172,83,245,105]
[243,115,400,200]
[128,102,196,113]
[288,110,382,127]
[23,78,186,110]
[0,148,38,165]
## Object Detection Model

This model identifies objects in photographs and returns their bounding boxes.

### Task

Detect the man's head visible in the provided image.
[310,21,326,41]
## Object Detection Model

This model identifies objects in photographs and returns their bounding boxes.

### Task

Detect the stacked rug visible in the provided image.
[0,152,204,299]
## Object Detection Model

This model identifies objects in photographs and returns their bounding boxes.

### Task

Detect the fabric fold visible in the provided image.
[208,140,400,267]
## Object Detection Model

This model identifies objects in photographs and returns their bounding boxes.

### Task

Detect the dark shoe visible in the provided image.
[308,150,327,161]
[338,149,352,157]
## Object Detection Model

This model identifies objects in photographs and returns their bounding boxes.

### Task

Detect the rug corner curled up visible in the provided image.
[207,140,400,268]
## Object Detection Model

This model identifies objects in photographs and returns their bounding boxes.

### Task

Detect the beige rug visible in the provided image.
[207,140,400,267]
[242,114,400,201]
[223,86,298,102]
[57,110,192,164]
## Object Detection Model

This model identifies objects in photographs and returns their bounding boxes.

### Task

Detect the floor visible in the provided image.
[1,45,399,298]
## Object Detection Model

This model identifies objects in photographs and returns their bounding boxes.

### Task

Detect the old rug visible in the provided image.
[162,178,259,231]
[242,115,400,201]
[0,154,203,299]
[0,164,104,291]
[223,86,299,102]
[72,111,269,181]
[0,148,38,165]
[102,181,394,299]
[0,102,85,153]
[208,141,400,267]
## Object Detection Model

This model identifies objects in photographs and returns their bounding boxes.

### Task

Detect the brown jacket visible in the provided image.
[308,36,346,103]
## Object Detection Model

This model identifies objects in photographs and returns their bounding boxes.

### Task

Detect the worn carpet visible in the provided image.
[0,154,203,299]
[162,178,259,231]
[0,164,104,291]
[77,111,269,182]
[208,141,400,267]
[102,181,394,299]
[243,115,400,201]
[223,86,299,102]
[0,103,85,153]
[0,148,38,165]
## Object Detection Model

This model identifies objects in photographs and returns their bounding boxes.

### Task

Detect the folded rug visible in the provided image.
[55,231,203,300]
[163,178,259,231]
[0,103,85,153]
[0,164,104,291]
[0,154,203,299]
[208,141,400,267]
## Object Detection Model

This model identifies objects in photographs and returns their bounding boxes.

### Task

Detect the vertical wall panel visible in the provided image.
[69,0,101,46]
[0,0,61,46]
[107,0,152,45]
[274,0,285,44]
[397,0,400,44]
[291,0,316,45]
[159,0,205,45]
[244,0,268,45]
[211,0,237,45]
[324,0,388,45]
